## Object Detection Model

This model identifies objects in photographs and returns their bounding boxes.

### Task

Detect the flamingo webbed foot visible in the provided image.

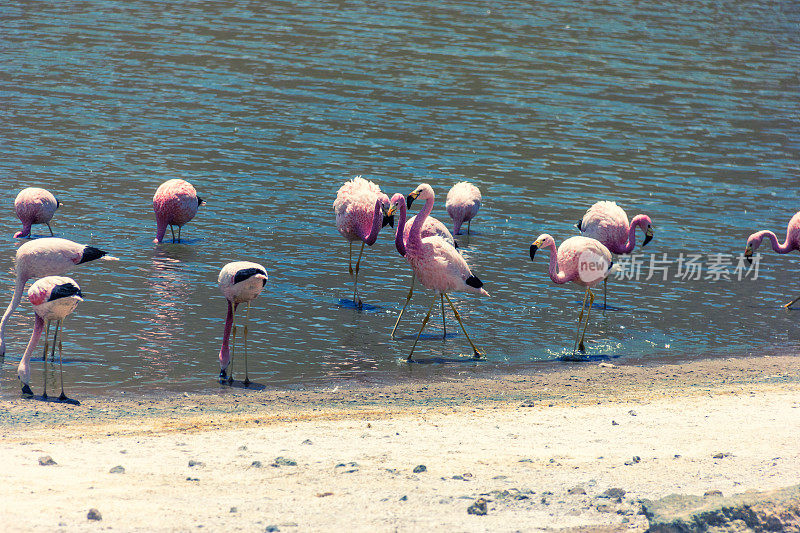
[21,383,33,397]
[243,378,251,387]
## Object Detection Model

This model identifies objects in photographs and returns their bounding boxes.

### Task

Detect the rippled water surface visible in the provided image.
[1,0,799,398]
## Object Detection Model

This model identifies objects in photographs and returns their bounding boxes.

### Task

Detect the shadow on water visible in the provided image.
[22,394,81,406]
[559,352,622,363]
[219,380,266,390]
[336,299,382,312]
[405,355,485,365]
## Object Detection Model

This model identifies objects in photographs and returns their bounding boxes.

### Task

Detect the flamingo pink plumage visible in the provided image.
[0,237,118,358]
[446,182,481,235]
[745,211,800,308]
[17,276,83,403]
[217,261,268,386]
[403,184,487,360]
[530,234,614,356]
[333,176,392,308]
[153,179,205,243]
[13,187,61,238]
[577,201,653,308]
[387,192,455,338]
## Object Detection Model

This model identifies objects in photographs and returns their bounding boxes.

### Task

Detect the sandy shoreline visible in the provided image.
[1,355,799,532]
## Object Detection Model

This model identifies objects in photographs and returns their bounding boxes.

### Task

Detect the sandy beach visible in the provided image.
[1,354,799,532]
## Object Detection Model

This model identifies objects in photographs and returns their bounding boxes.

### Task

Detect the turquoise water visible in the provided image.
[1,0,799,397]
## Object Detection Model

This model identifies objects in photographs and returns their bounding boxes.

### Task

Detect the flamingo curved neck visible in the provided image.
[394,201,407,256]
[408,196,434,247]
[0,274,29,355]
[546,244,571,284]
[363,198,384,246]
[619,215,647,254]
[218,301,236,369]
[757,230,794,253]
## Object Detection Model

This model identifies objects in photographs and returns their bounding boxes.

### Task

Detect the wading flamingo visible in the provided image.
[218,261,268,386]
[17,276,83,403]
[386,192,455,338]
[577,201,653,309]
[14,187,61,238]
[333,176,392,308]
[745,211,800,308]
[153,179,205,243]
[0,238,118,357]
[446,182,481,235]
[403,184,488,361]
[530,234,614,357]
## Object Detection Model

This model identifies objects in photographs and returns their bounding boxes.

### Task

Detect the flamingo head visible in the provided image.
[406,183,434,209]
[379,193,393,228]
[55,198,63,208]
[745,232,763,264]
[387,193,406,217]
[529,234,556,261]
[632,215,654,247]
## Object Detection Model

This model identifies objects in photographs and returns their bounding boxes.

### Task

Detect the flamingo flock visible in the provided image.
[2,175,796,402]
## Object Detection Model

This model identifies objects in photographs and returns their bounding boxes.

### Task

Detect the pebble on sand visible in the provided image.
[467,498,488,516]
[109,465,125,474]
[38,456,57,466]
[272,457,297,467]
[413,464,427,473]
[87,509,102,521]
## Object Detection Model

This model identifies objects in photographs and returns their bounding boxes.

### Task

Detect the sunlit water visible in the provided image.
[1,0,799,398]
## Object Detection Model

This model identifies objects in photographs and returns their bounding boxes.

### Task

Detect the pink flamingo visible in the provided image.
[17,276,83,403]
[333,176,392,308]
[403,184,488,361]
[577,201,653,308]
[0,238,118,358]
[218,261,268,386]
[386,192,455,338]
[13,187,61,238]
[446,182,481,235]
[530,234,614,356]
[745,211,800,308]
[153,179,205,243]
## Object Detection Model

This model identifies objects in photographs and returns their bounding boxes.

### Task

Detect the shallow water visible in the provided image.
[1,0,799,398]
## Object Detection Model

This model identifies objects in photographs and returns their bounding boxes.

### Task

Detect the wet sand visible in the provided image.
[1,355,799,532]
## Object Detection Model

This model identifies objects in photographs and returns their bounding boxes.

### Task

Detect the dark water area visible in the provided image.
[1,0,799,398]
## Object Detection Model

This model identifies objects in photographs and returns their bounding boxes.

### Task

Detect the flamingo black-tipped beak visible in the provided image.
[198,196,206,206]
[56,198,63,208]
[744,249,753,265]
[406,192,418,209]
[575,219,582,230]
[643,228,654,247]
[529,243,539,261]
[382,214,394,228]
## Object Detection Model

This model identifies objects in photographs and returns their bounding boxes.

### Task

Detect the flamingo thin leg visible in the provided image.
[46,222,54,236]
[602,277,608,311]
[391,272,415,338]
[56,319,70,402]
[577,289,596,353]
[228,308,237,385]
[243,302,251,387]
[41,320,51,398]
[353,242,365,308]
[783,295,800,309]
[444,293,483,358]
[170,225,176,243]
[178,226,182,243]
[45,320,60,399]
[441,295,446,338]
[408,294,438,361]
[573,288,590,355]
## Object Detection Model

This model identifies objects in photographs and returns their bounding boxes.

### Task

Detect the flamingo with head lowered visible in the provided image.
[530,234,614,357]
[153,179,205,243]
[577,201,653,309]
[745,211,800,308]
[445,181,481,235]
[218,261,268,386]
[0,238,118,358]
[13,187,61,238]
[402,184,488,361]
[333,176,393,308]
[386,192,455,338]
[17,276,84,404]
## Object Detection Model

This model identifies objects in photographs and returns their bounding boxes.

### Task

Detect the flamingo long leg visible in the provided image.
[573,288,591,355]
[243,302,251,387]
[602,277,608,311]
[170,225,176,243]
[353,242,365,307]
[441,295,446,338]
[228,308,237,384]
[348,241,353,277]
[46,222,54,237]
[178,226,182,243]
[45,320,60,399]
[467,220,471,235]
[57,319,70,402]
[408,294,438,361]
[391,272,415,338]
[577,289,596,353]
[42,320,51,361]
[444,293,483,358]
[783,295,800,309]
